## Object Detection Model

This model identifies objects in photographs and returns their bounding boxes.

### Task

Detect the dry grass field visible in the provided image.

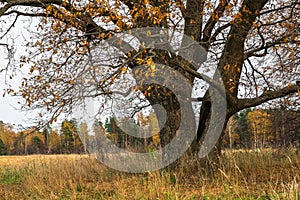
[1,149,300,199]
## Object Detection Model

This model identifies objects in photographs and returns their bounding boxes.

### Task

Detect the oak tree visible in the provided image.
[0,0,300,169]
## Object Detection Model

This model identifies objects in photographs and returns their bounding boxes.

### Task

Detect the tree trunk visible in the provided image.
[188,89,229,175]
[157,97,181,169]
[143,78,229,173]
[145,84,196,171]
[150,93,229,174]
[151,92,181,170]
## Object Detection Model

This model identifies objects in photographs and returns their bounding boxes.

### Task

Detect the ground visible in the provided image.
[0,149,300,199]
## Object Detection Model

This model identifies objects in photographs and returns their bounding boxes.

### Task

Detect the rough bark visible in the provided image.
[188,0,270,173]
[144,84,196,170]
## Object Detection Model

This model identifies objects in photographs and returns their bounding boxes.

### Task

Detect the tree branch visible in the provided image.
[201,0,230,50]
[238,82,300,111]
[216,0,269,97]
[245,35,299,59]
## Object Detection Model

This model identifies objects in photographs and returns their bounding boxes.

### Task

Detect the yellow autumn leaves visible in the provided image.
[135,57,157,80]
[136,57,155,69]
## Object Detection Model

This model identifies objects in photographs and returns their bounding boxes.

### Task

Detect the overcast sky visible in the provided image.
[0,16,36,126]
[0,48,30,126]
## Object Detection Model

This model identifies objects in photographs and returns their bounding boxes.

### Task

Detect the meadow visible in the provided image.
[0,149,300,199]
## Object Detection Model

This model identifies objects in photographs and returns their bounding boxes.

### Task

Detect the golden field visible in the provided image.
[0,149,300,199]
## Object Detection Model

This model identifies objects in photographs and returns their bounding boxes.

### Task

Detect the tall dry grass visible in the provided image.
[0,149,300,199]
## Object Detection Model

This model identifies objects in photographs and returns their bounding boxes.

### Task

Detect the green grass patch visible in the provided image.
[0,168,24,185]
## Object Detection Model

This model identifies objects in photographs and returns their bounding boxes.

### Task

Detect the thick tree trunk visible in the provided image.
[147,90,230,173]
[151,93,187,170]
[190,109,229,175]
[188,88,230,174]
[157,96,181,168]
[145,84,196,170]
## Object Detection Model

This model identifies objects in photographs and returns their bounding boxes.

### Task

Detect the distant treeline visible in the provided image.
[0,119,86,155]
[223,107,300,149]
[0,107,299,155]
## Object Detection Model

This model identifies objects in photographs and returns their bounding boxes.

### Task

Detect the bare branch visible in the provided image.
[238,82,300,111]
[245,35,299,59]
[202,0,230,49]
